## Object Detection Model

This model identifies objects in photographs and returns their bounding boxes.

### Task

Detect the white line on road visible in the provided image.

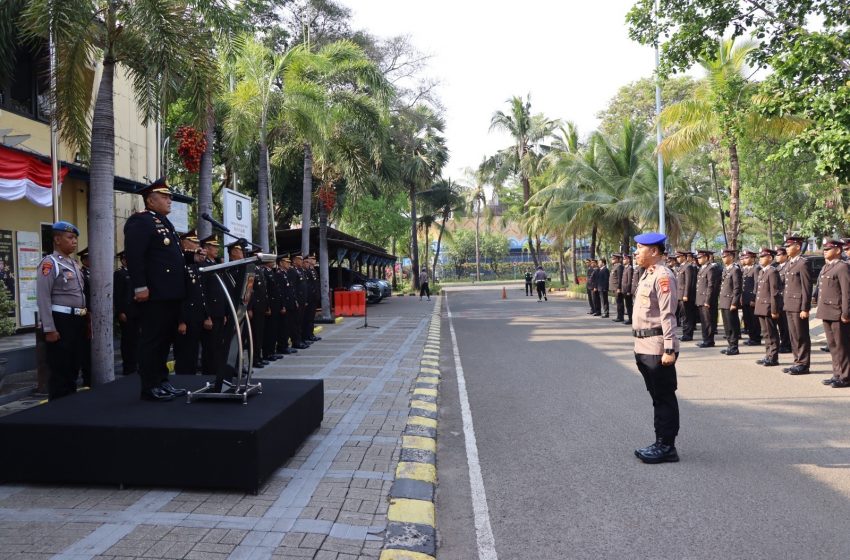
[446,295,499,560]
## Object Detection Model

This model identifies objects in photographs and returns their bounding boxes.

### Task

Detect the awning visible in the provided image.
[275,226,397,264]
[0,144,69,206]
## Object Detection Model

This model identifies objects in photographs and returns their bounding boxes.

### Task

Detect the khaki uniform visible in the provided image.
[755,266,781,363]
[815,259,850,381]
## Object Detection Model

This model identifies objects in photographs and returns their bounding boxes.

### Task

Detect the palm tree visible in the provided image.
[21,0,217,384]
[659,38,807,249]
[418,178,464,276]
[461,171,488,282]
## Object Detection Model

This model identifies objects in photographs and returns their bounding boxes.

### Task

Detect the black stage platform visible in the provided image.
[0,376,323,493]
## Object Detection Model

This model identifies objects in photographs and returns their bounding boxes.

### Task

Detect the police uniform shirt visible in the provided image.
[114,265,136,318]
[622,265,634,295]
[754,266,781,317]
[36,252,86,332]
[696,261,720,306]
[719,263,743,310]
[633,264,680,355]
[123,209,186,301]
[609,262,623,292]
[815,259,850,322]
[782,255,812,313]
[180,262,208,324]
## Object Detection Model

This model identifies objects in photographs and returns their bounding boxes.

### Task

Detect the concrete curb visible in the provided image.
[381,296,441,560]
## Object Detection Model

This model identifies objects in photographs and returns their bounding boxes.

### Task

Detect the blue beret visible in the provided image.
[634,232,667,246]
[52,221,79,236]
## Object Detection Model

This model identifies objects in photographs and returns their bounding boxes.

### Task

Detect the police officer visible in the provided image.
[524,268,534,297]
[631,232,680,464]
[631,251,643,307]
[280,254,305,351]
[247,246,270,368]
[695,250,720,348]
[741,250,762,345]
[675,251,698,341]
[76,247,92,387]
[718,248,743,356]
[754,248,781,367]
[200,235,229,379]
[36,222,87,400]
[781,236,812,375]
[533,266,547,301]
[174,235,209,375]
[114,251,140,375]
[306,255,322,341]
[274,255,295,355]
[596,259,610,318]
[774,246,792,353]
[262,258,283,361]
[622,254,634,325]
[610,253,625,322]
[291,254,310,347]
[585,260,597,315]
[123,178,189,401]
[816,240,850,387]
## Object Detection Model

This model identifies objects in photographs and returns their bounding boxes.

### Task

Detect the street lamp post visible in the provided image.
[655,0,666,235]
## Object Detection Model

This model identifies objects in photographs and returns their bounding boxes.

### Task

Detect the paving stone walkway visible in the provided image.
[0,296,437,560]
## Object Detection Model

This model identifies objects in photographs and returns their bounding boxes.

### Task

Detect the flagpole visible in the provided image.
[49,10,60,223]
[655,0,665,235]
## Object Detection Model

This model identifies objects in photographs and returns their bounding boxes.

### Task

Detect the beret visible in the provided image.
[634,232,667,245]
[52,221,79,236]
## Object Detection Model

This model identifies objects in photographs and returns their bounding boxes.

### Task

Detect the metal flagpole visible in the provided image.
[49,10,60,222]
[655,0,665,235]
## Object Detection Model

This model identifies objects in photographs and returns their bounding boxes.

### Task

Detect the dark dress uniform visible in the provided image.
[622,262,634,324]
[36,245,87,400]
[200,256,229,378]
[124,208,187,395]
[596,265,610,317]
[277,264,299,351]
[718,262,743,353]
[776,258,792,353]
[742,262,762,344]
[114,260,140,375]
[302,265,320,340]
[286,266,306,348]
[754,257,781,365]
[249,267,269,366]
[815,252,850,386]
[587,265,598,314]
[782,252,812,372]
[174,258,207,375]
[263,265,282,359]
[677,259,698,341]
[610,259,625,321]
[525,271,533,296]
[696,257,721,346]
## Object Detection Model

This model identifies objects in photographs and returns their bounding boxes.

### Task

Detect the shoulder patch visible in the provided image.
[659,275,670,293]
[41,260,53,276]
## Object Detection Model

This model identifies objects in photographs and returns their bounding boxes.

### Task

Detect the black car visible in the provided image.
[329,267,382,303]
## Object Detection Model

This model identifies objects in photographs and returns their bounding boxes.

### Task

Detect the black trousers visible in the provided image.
[264,307,280,357]
[743,304,761,342]
[302,302,315,340]
[678,301,697,338]
[201,316,227,378]
[587,290,594,312]
[699,304,718,343]
[615,293,625,320]
[45,312,87,400]
[720,308,740,348]
[119,316,140,375]
[250,311,266,363]
[536,280,546,299]
[289,307,303,346]
[600,290,609,315]
[778,311,791,351]
[786,310,811,367]
[592,291,601,314]
[174,318,203,374]
[624,295,634,321]
[526,282,533,296]
[137,300,180,392]
[823,319,850,381]
[635,353,679,439]
[277,310,291,351]
[420,282,431,299]
[758,315,779,363]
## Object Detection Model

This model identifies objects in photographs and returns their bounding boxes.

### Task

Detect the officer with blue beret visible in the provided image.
[36,221,87,400]
[632,232,681,464]
[123,178,189,401]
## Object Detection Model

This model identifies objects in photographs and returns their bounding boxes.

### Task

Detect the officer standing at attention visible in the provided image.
[816,240,850,388]
[585,260,597,314]
[781,236,812,375]
[754,248,781,367]
[621,254,634,325]
[292,254,311,346]
[262,258,283,362]
[675,251,698,341]
[596,259,610,318]
[286,254,308,349]
[631,233,680,464]
[274,255,295,355]
[123,178,189,401]
[114,251,140,375]
[279,255,304,351]
[306,256,322,342]
[610,253,625,322]
[741,251,762,345]
[718,248,743,356]
[200,235,228,378]
[774,246,792,353]
[525,268,534,297]
[36,222,87,400]
[248,247,270,368]
[174,237,209,375]
[695,250,720,348]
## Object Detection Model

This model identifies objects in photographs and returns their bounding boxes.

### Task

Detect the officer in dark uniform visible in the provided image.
[675,250,698,341]
[631,232,680,464]
[754,248,781,367]
[306,255,322,341]
[585,260,596,314]
[524,268,533,297]
[262,258,283,361]
[244,245,270,368]
[76,247,92,387]
[114,251,140,375]
[123,178,189,401]
[174,235,209,375]
[781,236,812,375]
[610,253,625,322]
[200,235,229,378]
[277,254,302,352]
[718,248,743,356]
[816,240,850,387]
[299,254,316,341]
[774,246,792,353]
[741,250,762,345]
[596,259,610,317]
[290,253,310,347]
[622,254,634,325]
[695,249,721,348]
[36,222,87,400]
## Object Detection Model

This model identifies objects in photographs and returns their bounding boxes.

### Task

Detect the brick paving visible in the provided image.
[0,296,437,560]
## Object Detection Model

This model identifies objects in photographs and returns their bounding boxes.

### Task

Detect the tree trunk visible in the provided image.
[391,237,398,289]
[318,199,331,320]
[522,174,531,204]
[433,213,447,277]
[423,225,429,279]
[409,183,419,290]
[558,246,566,284]
[727,140,741,250]
[197,103,215,239]
[301,143,313,256]
[571,233,578,283]
[475,209,481,282]
[535,236,542,264]
[257,136,270,252]
[89,56,115,385]
[590,224,598,259]
[621,219,630,254]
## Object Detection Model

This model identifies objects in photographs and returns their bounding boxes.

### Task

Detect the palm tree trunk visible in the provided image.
[590,224,598,259]
[89,56,116,385]
[409,184,420,290]
[318,198,331,320]
[433,213,447,276]
[475,209,481,282]
[423,225,429,278]
[257,136,270,252]
[558,245,566,284]
[197,103,215,239]
[622,219,630,254]
[391,237,398,290]
[727,140,742,250]
[571,233,578,283]
[522,175,531,204]
[301,143,313,256]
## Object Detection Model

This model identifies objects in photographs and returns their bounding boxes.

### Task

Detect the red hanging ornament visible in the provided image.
[317,184,336,212]
[174,125,207,174]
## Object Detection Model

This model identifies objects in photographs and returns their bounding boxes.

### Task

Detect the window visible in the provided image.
[0,42,50,123]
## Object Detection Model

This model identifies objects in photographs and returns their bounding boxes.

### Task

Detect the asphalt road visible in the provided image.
[436,286,850,560]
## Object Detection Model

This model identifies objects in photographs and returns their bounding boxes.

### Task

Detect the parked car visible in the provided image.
[373,279,392,298]
[329,267,383,303]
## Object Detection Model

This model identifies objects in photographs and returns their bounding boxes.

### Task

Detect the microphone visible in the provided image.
[201,212,230,233]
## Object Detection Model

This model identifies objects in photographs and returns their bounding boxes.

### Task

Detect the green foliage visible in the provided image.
[597,76,697,135]
[802,207,847,240]
[0,285,15,337]
[338,191,409,250]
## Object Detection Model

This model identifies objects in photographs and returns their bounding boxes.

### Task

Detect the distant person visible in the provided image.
[524,268,533,296]
[533,266,547,302]
[420,267,431,301]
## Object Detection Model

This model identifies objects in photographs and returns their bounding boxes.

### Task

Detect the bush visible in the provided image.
[0,286,15,337]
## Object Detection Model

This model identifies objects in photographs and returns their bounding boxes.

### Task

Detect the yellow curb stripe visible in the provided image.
[402,435,436,452]
[387,498,435,526]
[408,416,437,429]
[417,376,440,385]
[419,367,440,375]
[420,360,439,367]
[409,401,437,413]
[413,387,437,397]
[334,316,344,324]
[422,348,439,354]
[396,462,437,483]
[380,550,435,560]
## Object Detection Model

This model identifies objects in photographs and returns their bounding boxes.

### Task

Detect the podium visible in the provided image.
[186,253,277,404]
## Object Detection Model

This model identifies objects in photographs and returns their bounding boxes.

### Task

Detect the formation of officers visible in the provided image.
[585,234,850,392]
[36,178,324,402]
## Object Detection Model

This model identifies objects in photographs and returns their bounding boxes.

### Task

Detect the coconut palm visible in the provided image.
[461,170,488,282]
[418,178,464,277]
[21,0,217,384]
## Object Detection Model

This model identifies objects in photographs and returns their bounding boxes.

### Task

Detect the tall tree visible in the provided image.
[418,178,464,277]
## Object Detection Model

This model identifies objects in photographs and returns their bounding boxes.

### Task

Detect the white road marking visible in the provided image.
[446,295,499,560]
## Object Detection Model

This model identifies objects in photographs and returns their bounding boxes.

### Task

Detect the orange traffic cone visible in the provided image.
[502,286,507,299]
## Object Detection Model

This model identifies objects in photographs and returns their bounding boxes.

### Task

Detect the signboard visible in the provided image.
[15,231,40,327]
[222,188,252,253]
[0,230,14,319]
[170,200,190,233]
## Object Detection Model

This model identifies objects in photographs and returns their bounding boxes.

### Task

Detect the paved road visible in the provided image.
[437,286,850,559]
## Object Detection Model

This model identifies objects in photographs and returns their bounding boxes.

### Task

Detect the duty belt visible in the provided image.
[51,304,87,316]
[633,327,663,338]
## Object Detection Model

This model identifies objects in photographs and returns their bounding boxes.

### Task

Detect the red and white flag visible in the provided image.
[0,145,68,207]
